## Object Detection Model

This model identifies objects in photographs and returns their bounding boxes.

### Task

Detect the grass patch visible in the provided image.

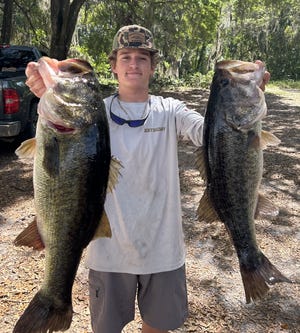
[268,80,300,90]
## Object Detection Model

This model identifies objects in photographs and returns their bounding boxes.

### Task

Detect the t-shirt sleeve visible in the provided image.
[173,99,204,147]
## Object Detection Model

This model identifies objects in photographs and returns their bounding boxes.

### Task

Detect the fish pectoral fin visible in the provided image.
[194,147,207,180]
[14,217,45,250]
[93,210,112,239]
[15,138,37,159]
[197,189,219,222]
[255,193,279,218]
[260,130,281,149]
[107,156,123,193]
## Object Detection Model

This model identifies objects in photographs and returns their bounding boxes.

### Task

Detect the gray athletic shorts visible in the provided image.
[88,265,188,332]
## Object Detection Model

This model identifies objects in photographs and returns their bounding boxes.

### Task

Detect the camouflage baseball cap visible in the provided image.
[111,25,158,54]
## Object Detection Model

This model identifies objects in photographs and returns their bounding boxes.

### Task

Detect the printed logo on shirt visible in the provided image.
[144,127,166,133]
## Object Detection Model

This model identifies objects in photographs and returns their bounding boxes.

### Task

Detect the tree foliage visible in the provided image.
[1,0,299,80]
[0,0,50,51]
[220,0,300,79]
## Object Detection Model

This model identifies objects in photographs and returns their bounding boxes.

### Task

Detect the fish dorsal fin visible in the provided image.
[255,193,279,218]
[107,156,123,193]
[13,217,45,250]
[93,210,112,239]
[197,189,219,222]
[260,130,281,150]
[15,138,37,159]
[194,147,207,180]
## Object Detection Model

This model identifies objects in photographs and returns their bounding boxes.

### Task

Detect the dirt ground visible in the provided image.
[0,87,299,333]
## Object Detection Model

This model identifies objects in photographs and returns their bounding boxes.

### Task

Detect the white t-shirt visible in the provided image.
[86,94,204,274]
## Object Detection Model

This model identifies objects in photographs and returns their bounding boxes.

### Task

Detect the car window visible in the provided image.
[0,48,37,69]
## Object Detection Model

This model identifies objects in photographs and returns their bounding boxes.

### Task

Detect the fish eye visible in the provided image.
[220,78,230,86]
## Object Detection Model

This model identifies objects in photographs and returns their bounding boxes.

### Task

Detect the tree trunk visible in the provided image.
[49,0,86,59]
[1,0,13,44]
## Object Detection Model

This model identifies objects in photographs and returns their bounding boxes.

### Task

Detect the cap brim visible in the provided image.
[116,46,159,53]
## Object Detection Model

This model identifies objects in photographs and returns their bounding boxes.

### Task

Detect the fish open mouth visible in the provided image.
[48,120,76,133]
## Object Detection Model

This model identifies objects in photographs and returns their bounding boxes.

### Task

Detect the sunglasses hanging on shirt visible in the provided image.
[109,94,150,128]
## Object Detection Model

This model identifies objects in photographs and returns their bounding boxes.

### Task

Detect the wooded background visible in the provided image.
[1,0,299,83]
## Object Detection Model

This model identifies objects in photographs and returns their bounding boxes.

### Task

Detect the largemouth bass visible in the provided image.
[13,57,118,332]
[197,60,291,303]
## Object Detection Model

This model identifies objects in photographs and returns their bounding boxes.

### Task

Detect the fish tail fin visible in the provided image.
[13,290,72,333]
[240,253,292,304]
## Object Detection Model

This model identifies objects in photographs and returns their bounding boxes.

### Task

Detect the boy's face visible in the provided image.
[112,48,155,90]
